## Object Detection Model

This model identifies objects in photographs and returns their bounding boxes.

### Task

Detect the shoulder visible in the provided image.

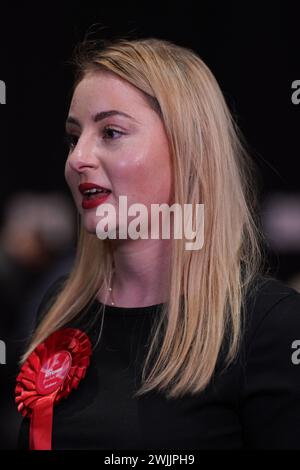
[243,275,300,355]
[239,277,300,448]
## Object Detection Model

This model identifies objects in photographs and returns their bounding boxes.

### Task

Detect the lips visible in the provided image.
[78,182,112,210]
[79,182,111,194]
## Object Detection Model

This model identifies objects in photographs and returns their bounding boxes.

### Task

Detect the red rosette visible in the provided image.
[15,328,92,450]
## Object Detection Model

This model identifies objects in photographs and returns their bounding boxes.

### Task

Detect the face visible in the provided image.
[65,71,173,239]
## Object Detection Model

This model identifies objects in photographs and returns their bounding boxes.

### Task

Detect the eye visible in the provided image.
[64,133,78,152]
[103,127,125,140]
[64,127,125,151]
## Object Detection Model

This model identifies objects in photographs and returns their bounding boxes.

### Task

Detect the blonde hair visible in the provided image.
[21,37,263,398]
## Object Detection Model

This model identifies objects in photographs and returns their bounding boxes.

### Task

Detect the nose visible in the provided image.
[67,133,99,173]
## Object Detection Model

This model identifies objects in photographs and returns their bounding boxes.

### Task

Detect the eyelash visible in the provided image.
[64,127,125,151]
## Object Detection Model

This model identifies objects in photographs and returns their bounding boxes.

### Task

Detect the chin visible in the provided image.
[82,213,120,240]
[81,213,98,234]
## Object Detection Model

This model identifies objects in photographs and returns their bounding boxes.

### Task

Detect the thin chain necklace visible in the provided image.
[107,271,115,306]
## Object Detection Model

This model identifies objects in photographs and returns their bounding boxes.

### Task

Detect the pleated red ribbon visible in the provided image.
[15,328,92,450]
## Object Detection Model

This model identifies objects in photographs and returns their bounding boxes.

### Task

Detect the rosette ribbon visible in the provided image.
[15,328,92,450]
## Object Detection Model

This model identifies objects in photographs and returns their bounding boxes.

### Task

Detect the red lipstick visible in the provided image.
[78,182,111,210]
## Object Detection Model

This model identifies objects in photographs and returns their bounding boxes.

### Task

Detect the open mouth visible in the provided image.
[78,183,112,209]
[79,182,112,198]
[82,188,111,199]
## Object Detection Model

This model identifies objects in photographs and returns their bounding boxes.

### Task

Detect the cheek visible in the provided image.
[64,161,78,200]
[112,145,172,205]
[134,160,172,205]
[64,160,71,185]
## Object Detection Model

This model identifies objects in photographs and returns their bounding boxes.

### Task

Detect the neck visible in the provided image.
[102,238,172,308]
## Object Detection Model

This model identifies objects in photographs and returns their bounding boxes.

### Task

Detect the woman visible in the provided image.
[17,37,300,449]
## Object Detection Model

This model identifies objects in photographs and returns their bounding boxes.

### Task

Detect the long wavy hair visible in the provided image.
[21,37,263,398]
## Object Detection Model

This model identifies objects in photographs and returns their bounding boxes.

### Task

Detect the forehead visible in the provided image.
[69,71,150,116]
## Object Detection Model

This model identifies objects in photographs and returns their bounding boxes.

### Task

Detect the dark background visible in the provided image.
[0,1,299,449]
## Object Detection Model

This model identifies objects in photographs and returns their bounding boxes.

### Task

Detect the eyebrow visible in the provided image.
[65,110,138,127]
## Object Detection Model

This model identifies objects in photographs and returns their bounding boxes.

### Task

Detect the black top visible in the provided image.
[17,276,300,449]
